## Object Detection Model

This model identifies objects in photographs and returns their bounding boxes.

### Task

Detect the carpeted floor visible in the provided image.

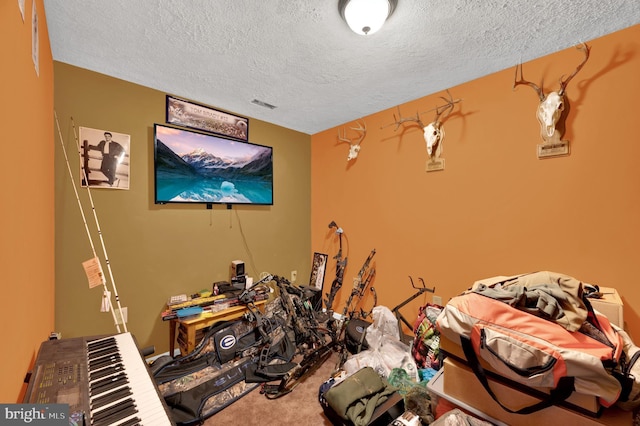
[204,352,339,425]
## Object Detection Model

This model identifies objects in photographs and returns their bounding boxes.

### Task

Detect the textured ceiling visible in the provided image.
[43,0,640,135]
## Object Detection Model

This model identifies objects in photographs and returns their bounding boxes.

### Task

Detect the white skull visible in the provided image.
[347,144,361,161]
[537,91,565,140]
[423,122,443,158]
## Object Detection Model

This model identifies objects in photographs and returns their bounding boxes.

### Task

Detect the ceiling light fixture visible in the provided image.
[338,0,398,36]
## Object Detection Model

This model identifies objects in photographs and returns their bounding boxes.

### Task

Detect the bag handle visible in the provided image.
[460,336,575,414]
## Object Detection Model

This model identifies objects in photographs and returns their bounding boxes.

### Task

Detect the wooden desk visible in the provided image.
[169,300,267,357]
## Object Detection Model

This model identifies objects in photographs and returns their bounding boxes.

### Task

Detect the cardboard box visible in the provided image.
[439,357,633,426]
[439,334,600,414]
[589,286,624,328]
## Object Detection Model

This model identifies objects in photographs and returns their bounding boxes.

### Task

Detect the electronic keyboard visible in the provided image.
[23,332,174,425]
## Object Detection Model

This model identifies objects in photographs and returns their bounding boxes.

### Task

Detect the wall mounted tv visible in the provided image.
[154,123,273,206]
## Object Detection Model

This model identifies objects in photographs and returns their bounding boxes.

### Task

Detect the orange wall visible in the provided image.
[311,25,640,337]
[0,0,54,402]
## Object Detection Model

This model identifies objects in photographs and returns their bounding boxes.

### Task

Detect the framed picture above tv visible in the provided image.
[153,123,273,206]
[166,95,249,141]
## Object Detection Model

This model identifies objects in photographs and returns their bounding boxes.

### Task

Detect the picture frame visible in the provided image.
[166,95,249,141]
[79,126,131,190]
[309,252,329,290]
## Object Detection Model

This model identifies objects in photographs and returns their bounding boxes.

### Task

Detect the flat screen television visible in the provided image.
[153,123,273,206]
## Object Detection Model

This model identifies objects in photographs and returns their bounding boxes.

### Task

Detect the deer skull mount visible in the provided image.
[514,43,590,144]
[423,121,445,159]
[388,90,461,161]
[338,120,367,161]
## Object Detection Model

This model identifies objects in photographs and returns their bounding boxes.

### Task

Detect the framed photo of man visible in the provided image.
[79,126,131,190]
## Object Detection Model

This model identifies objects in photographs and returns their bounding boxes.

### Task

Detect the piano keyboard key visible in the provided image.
[88,333,173,425]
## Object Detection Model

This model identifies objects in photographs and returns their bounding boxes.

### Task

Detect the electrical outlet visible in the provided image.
[433,295,443,306]
[291,270,297,282]
[116,307,128,325]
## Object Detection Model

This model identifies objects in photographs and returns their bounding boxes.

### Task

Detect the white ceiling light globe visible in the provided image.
[344,0,391,35]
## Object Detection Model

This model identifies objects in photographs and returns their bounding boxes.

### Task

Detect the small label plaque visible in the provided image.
[537,140,570,158]
[426,158,445,172]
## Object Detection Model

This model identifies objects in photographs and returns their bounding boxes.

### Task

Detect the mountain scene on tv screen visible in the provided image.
[155,139,273,204]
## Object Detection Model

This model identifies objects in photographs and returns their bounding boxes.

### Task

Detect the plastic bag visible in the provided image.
[411,303,443,370]
[368,305,401,342]
[343,306,418,380]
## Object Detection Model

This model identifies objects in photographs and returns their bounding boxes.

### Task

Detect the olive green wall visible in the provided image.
[53,62,311,354]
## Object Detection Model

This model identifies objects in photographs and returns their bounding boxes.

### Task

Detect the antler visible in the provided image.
[558,43,591,96]
[423,89,462,125]
[514,42,591,99]
[513,62,545,101]
[338,120,367,145]
[383,106,426,131]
